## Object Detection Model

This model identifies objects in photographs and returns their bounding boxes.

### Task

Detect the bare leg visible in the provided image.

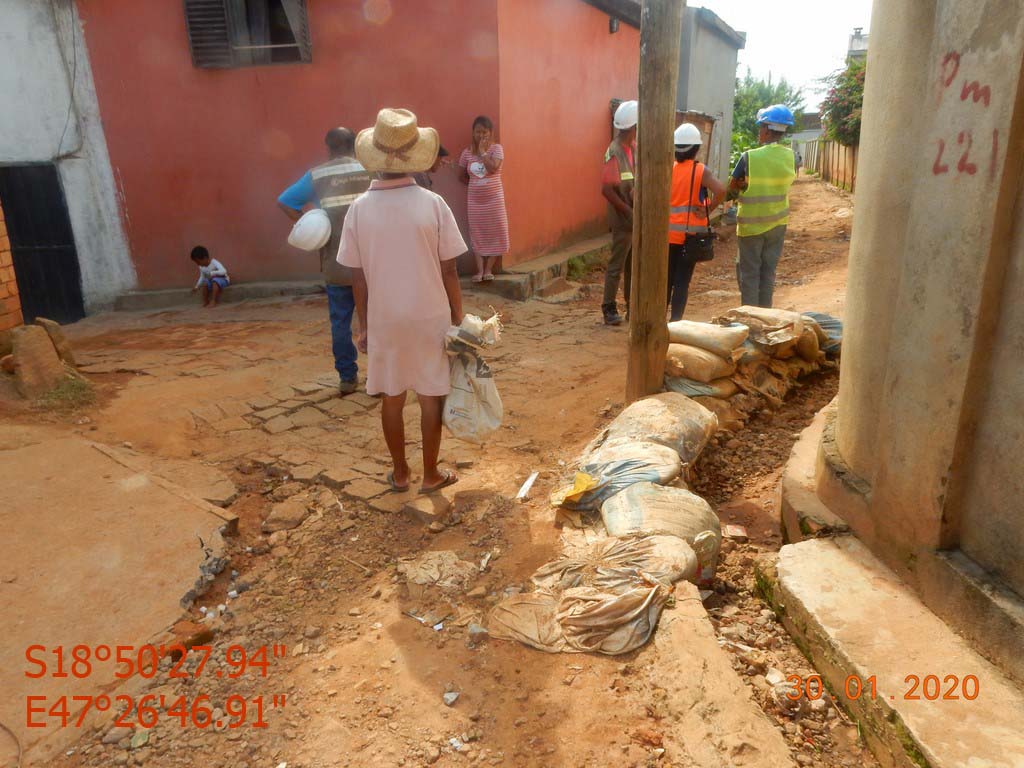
[418,394,454,490]
[473,252,485,280]
[482,255,494,278]
[381,392,411,487]
[210,282,223,307]
[200,284,211,307]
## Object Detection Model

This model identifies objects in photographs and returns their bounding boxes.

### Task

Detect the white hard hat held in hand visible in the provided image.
[613,100,639,130]
[288,208,331,251]
[674,122,702,147]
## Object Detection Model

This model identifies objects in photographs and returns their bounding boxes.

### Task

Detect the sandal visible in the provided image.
[386,471,410,493]
[420,469,458,495]
[471,275,484,283]
[482,274,495,281]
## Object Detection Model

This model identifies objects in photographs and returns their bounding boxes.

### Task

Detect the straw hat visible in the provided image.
[356,108,439,173]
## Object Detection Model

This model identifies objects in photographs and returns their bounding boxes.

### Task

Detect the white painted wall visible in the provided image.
[677,8,744,182]
[0,0,135,312]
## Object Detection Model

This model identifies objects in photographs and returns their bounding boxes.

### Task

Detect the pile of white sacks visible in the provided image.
[487,306,841,656]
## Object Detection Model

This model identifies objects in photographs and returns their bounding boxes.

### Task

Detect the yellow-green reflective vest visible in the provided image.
[737,143,795,237]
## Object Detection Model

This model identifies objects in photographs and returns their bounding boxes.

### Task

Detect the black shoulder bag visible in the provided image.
[683,161,716,262]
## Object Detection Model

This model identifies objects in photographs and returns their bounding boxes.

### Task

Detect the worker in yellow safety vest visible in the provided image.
[729,104,796,307]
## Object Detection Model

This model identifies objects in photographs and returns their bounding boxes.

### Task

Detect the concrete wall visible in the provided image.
[0,0,135,311]
[677,8,743,183]
[0,199,22,331]
[77,0,500,290]
[823,0,1024,670]
[496,0,639,266]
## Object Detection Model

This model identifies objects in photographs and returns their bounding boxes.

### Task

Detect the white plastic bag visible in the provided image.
[443,350,502,444]
[442,314,503,444]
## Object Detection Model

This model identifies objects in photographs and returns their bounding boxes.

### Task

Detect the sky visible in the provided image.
[696,0,874,112]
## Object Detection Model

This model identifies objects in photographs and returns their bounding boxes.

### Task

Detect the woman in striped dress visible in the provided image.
[458,116,510,282]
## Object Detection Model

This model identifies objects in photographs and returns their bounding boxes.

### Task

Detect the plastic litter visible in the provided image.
[516,471,540,501]
[551,451,681,512]
[397,551,477,592]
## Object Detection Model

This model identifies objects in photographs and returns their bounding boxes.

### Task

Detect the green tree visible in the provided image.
[731,70,804,167]
[820,58,866,146]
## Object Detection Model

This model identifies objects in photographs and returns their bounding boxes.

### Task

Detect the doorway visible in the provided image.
[0,163,85,324]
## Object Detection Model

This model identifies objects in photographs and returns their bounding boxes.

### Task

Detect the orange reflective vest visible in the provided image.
[668,160,708,245]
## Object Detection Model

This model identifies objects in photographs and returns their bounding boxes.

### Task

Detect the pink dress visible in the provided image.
[337,178,467,397]
[459,144,510,257]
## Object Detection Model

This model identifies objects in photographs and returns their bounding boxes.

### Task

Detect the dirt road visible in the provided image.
[7,178,870,768]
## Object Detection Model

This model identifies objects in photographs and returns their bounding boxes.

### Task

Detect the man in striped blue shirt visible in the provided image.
[278,128,371,394]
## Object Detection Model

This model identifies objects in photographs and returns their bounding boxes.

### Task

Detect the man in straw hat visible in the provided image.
[338,108,466,494]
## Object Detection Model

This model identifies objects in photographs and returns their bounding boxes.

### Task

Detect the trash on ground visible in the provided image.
[550,451,680,512]
[398,550,477,592]
[516,470,539,501]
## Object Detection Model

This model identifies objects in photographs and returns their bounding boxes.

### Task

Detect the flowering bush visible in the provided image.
[821,59,866,146]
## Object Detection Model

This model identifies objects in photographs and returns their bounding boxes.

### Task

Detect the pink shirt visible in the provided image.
[337,177,467,396]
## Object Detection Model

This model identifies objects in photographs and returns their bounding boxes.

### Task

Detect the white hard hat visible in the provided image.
[674,122,702,146]
[287,208,331,251]
[613,100,639,130]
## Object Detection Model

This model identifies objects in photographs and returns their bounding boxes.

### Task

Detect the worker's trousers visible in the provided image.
[736,224,786,308]
[603,224,632,307]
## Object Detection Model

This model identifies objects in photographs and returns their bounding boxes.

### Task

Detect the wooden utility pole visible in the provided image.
[625,0,685,402]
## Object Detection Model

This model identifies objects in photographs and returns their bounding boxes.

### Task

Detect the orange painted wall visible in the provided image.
[76,0,500,289]
[0,199,23,330]
[496,0,639,266]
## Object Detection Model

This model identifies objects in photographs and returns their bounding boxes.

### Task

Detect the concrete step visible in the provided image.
[763,537,1024,768]
[777,397,851,542]
[468,234,610,301]
[115,280,323,312]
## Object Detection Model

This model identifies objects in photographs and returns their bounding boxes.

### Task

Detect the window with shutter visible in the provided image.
[184,0,234,68]
[184,0,312,69]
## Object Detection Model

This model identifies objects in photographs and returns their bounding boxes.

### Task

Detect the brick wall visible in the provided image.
[0,199,23,331]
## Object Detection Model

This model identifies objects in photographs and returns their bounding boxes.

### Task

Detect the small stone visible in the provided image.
[103,727,128,744]
[467,624,489,644]
[466,586,487,598]
[423,744,441,764]
[304,625,322,639]
[442,691,460,707]
[262,499,310,533]
[11,325,66,399]
[403,494,452,525]
[348,608,362,617]
[268,530,289,546]
[35,317,76,365]
[428,521,446,533]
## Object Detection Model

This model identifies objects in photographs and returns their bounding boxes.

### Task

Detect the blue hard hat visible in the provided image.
[756,104,795,128]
